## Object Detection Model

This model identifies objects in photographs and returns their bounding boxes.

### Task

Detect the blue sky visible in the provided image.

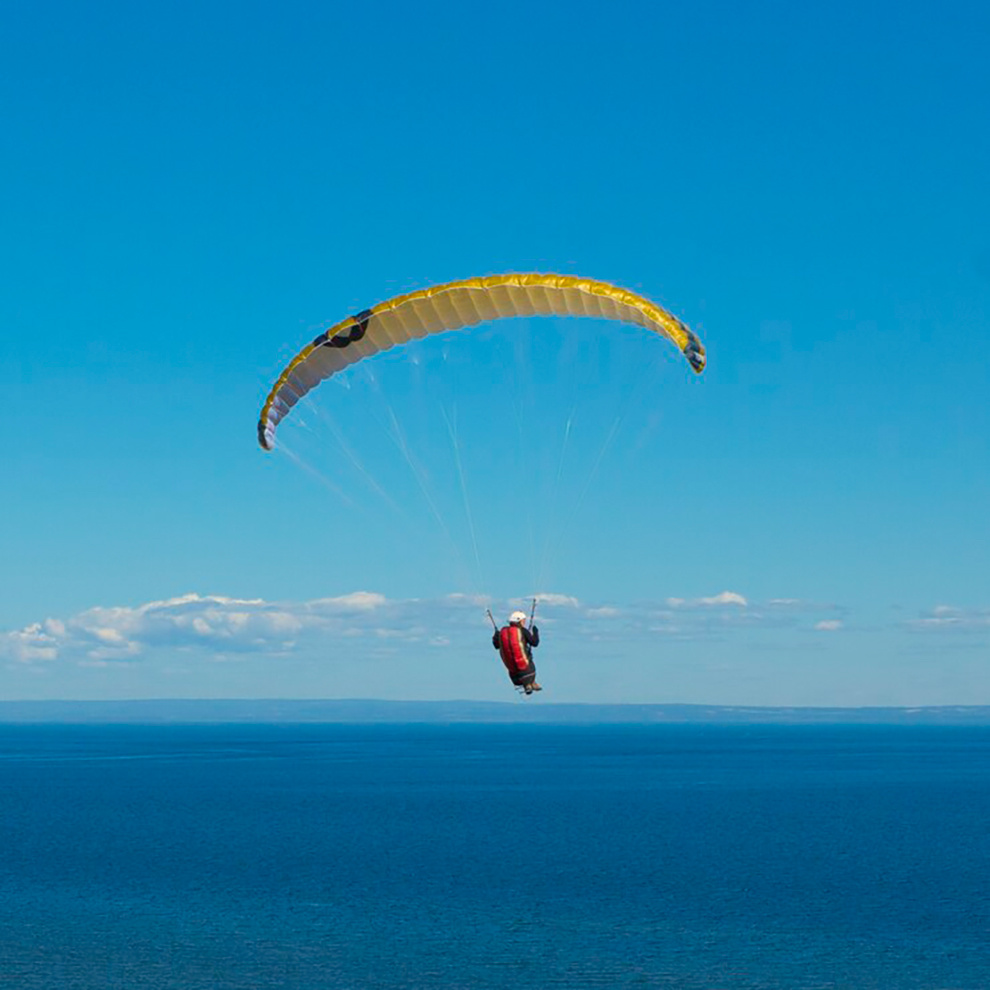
[3,0,988,704]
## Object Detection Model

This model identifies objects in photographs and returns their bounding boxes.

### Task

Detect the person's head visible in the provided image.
[509,610,527,625]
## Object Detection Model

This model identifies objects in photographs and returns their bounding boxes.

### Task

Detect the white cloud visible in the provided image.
[45,618,66,637]
[907,606,990,632]
[666,591,748,609]
[310,592,387,611]
[0,593,324,666]
[517,592,580,608]
[1,587,858,669]
[814,620,843,632]
[93,627,127,644]
[769,598,825,611]
[4,623,59,664]
[445,593,491,608]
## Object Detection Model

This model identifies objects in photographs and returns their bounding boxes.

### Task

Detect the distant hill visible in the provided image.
[1,699,989,724]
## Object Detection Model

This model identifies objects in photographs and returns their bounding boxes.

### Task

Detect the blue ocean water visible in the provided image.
[1,723,987,989]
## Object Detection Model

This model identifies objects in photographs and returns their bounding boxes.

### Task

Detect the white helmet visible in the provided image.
[509,610,527,624]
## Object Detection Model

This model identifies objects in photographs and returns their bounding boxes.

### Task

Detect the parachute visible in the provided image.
[258,273,705,450]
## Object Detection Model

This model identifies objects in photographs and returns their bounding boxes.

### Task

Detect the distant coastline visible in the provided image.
[1,699,989,724]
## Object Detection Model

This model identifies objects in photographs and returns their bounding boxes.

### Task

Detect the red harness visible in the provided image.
[498,625,530,673]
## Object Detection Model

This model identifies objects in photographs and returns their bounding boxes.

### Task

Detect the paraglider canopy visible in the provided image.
[257,273,705,450]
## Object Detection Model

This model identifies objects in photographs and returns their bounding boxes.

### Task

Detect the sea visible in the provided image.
[1,722,987,989]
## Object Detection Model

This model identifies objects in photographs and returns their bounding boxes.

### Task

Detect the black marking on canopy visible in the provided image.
[683,330,705,372]
[324,308,374,349]
[311,330,329,348]
[257,419,269,449]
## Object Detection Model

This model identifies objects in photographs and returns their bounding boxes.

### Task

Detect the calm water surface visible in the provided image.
[1,723,988,989]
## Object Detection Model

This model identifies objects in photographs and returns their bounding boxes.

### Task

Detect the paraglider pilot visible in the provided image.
[493,611,542,694]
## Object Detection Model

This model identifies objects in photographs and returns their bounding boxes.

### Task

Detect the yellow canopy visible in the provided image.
[258,273,704,450]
